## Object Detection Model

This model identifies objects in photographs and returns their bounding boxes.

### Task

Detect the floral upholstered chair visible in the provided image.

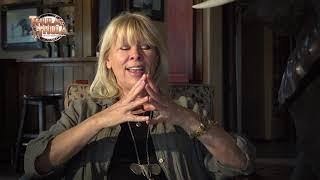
[168,84,214,120]
[64,83,90,109]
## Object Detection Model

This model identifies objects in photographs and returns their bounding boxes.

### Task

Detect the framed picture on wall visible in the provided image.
[129,0,164,21]
[1,4,42,50]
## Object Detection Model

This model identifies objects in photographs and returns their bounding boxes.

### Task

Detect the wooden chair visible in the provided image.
[15,94,62,172]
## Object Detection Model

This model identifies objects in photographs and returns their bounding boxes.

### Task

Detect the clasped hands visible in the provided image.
[93,74,195,129]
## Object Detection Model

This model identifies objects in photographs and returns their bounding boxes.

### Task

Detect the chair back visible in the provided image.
[64,83,90,108]
[168,84,214,119]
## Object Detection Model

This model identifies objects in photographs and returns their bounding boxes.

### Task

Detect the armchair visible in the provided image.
[168,84,214,120]
[64,83,90,109]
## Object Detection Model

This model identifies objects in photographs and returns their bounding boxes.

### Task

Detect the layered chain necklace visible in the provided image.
[127,111,162,180]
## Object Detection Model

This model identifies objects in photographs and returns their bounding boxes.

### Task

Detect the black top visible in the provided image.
[107,121,167,180]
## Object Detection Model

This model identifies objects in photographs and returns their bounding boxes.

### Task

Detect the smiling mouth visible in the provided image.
[125,66,145,74]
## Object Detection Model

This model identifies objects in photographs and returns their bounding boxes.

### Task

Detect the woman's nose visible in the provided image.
[129,47,142,61]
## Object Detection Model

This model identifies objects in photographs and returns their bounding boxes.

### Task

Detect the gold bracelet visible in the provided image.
[190,122,207,138]
[190,115,219,139]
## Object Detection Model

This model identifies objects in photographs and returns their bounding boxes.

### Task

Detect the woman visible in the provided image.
[24,12,254,180]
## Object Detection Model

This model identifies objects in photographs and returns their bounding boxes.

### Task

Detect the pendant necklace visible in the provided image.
[127,112,161,180]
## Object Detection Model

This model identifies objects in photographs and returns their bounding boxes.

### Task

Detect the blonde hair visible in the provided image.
[90,12,167,99]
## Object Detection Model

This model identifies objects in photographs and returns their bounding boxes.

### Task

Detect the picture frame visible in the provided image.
[129,0,164,21]
[1,4,42,50]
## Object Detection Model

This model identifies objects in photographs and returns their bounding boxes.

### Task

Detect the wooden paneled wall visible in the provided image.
[18,61,97,129]
[18,62,96,96]
[0,58,96,162]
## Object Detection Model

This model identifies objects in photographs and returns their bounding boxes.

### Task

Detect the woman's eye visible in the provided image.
[140,44,151,50]
[120,45,130,50]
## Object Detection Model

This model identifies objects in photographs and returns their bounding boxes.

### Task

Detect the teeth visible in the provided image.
[127,66,144,70]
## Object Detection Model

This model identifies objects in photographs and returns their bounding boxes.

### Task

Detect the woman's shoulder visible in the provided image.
[68,96,116,110]
[63,97,116,123]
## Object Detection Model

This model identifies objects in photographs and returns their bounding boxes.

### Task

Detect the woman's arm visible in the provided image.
[144,75,249,171]
[35,75,150,174]
[178,111,248,170]
[35,116,102,174]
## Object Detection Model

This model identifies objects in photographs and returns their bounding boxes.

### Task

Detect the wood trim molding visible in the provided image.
[194,5,203,82]
[202,7,224,125]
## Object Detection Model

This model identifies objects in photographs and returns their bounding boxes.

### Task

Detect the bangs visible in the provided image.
[114,17,156,46]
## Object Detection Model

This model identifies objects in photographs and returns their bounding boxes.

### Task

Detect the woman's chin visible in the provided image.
[127,70,145,78]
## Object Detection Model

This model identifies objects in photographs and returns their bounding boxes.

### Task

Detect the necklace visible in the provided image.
[136,122,142,127]
[127,111,161,180]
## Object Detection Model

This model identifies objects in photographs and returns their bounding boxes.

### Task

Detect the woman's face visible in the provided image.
[106,38,158,95]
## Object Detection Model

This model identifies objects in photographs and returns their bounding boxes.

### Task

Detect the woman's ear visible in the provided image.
[105,59,112,69]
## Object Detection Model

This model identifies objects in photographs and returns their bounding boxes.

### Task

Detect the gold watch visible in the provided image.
[190,115,218,139]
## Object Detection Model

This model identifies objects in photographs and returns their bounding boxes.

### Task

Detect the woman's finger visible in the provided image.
[148,100,166,111]
[146,84,167,107]
[125,75,147,103]
[146,101,167,124]
[129,74,146,94]
[143,103,157,111]
[143,100,166,111]
[124,96,149,111]
[131,109,146,115]
[147,115,166,125]
[127,114,150,122]
[145,84,161,102]
[147,74,160,93]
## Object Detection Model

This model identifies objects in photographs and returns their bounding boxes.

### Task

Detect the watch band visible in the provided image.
[190,115,219,139]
